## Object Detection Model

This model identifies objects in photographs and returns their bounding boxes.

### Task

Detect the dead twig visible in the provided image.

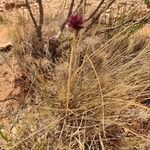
[86,0,105,22]
[60,0,75,33]
[0,96,19,103]
[37,0,44,40]
[85,0,116,32]
[25,0,44,40]
[96,19,135,34]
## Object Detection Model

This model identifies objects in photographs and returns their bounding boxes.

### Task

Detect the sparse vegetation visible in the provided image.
[0,0,150,150]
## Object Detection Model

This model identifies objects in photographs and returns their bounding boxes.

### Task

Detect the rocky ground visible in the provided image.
[0,24,20,130]
[0,0,150,148]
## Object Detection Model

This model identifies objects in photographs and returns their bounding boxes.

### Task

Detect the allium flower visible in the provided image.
[66,14,85,31]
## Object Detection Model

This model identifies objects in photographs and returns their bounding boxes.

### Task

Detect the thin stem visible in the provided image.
[60,0,75,32]
[37,0,44,40]
[86,0,105,22]
[25,0,40,37]
[86,0,116,32]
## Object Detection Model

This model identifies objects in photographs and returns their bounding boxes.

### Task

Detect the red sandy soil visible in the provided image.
[0,24,21,131]
[0,25,14,102]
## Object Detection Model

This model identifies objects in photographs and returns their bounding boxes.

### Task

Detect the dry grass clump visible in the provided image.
[0,1,150,150]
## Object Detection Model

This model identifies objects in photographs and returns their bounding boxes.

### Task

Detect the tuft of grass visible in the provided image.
[1,1,150,150]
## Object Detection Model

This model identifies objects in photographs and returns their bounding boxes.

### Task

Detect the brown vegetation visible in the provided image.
[0,0,150,149]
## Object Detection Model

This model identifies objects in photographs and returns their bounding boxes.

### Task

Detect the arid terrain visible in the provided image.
[0,0,150,149]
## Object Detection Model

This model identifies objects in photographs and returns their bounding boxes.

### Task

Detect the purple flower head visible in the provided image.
[66,14,85,31]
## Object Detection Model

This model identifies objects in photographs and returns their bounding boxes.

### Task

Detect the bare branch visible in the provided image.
[73,0,84,14]
[96,19,134,34]
[60,0,75,35]
[85,0,116,32]
[86,0,105,22]
[25,0,39,36]
[25,0,44,40]
[68,0,75,17]
[37,0,44,39]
